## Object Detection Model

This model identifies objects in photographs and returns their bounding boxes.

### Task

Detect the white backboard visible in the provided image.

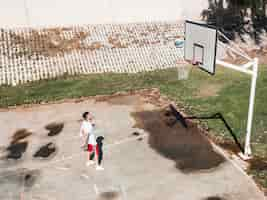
[184,20,218,75]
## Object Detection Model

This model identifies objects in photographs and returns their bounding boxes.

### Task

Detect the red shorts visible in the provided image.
[88,144,99,155]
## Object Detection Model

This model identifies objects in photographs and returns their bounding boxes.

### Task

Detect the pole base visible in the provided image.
[238,152,252,161]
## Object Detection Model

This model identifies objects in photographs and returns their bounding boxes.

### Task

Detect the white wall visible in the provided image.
[0,0,208,28]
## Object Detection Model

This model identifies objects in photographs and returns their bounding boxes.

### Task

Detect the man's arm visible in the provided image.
[80,123,85,137]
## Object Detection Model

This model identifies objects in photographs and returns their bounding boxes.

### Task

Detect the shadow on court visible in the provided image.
[132,107,226,173]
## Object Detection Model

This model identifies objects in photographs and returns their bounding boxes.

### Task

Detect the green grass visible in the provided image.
[0,66,266,192]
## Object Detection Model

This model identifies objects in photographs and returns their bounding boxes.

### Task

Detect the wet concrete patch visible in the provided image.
[163,110,177,127]
[132,132,140,136]
[6,141,28,160]
[45,122,64,136]
[11,129,32,144]
[23,170,41,188]
[4,129,33,160]
[33,142,57,158]
[204,196,226,200]
[0,168,40,188]
[97,191,120,200]
[132,108,225,173]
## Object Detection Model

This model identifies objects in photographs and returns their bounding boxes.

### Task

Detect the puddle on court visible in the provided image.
[11,129,32,144]
[132,107,225,173]
[45,122,64,136]
[33,142,57,158]
[0,168,40,188]
[203,196,226,200]
[3,129,33,160]
[6,141,28,160]
[132,132,140,136]
[23,170,41,188]
[97,191,121,200]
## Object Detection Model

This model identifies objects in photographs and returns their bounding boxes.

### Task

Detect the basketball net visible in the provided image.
[176,60,191,80]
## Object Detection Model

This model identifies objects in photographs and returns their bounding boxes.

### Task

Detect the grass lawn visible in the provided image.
[0,66,266,193]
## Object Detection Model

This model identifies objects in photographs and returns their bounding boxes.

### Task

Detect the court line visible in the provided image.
[212,143,266,198]
[94,184,99,195]
[0,134,148,179]
[2,131,264,200]
[20,168,25,200]
[2,133,265,199]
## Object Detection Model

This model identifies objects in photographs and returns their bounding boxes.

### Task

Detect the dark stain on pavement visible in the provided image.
[11,129,32,144]
[45,122,64,136]
[4,129,32,160]
[132,108,225,173]
[33,142,57,158]
[204,196,226,200]
[6,141,28,160]
[0,168,40,188]
[132,132,140,136]
[98,191,120,200]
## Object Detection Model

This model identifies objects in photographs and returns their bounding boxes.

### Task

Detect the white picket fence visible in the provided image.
[0,22,185,86]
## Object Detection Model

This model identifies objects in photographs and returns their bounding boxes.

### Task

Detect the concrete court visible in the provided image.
[0,92,265,200]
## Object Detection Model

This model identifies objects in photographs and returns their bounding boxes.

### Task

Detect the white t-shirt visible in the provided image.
[80,121,96,145]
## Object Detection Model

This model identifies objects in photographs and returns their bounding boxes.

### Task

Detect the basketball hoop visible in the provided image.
[184,21,216,74]
[183,20,259,157]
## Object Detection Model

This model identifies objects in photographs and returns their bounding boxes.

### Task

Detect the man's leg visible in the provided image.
[90,152,95,160]
[94,145,98,164]
[86,144,95,166]
[96,145,104,170]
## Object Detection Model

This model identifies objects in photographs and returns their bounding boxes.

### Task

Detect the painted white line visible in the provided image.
[0,134,148,179]
[212,143,247,176]
[212,143,266,199]
[19,168,27,200]
[54,167,69,171]
[80,174,89,179]
[94,184,99,195]
[120,184,127,200]
[104,134,148,150]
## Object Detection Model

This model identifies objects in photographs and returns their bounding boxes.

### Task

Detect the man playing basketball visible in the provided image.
[80,112,104,170]
[80,112,98,167]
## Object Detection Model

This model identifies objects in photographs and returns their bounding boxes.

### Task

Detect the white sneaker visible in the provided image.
[86,160,95,166]
[96,166,104,171]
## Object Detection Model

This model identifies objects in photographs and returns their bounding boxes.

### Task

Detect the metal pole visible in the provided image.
[217,58,258,158]
[244,58,258,157]
[216,60,253,75]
